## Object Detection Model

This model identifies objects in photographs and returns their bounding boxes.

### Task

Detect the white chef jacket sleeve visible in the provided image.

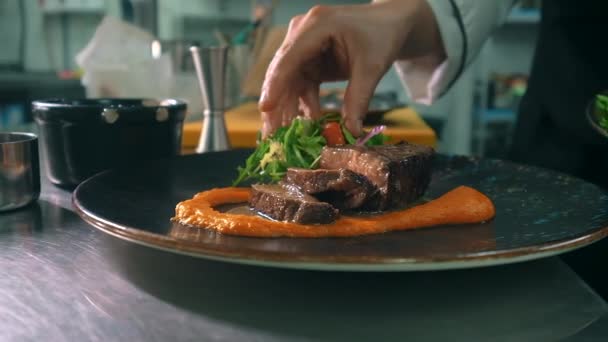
[394,0,515,105]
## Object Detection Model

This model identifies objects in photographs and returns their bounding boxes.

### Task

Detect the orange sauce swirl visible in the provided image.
[173,186,496,238]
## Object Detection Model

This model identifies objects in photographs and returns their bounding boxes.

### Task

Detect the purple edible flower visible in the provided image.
[356,125,386,146]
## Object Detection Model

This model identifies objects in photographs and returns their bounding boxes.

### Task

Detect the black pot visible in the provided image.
[32,98,187,187]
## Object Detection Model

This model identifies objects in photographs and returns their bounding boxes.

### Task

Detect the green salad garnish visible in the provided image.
[233,114,389,186]
[596,94,608,130]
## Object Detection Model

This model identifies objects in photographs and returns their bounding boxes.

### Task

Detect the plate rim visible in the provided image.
[72,187,608,271]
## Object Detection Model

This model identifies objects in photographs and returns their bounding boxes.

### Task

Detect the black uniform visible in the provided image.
[509,1,608,297]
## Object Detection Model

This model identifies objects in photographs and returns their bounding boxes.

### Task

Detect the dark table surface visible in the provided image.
[1,131,607,341]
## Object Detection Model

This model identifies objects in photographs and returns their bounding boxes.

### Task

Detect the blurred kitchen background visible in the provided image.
[0,0,540,157]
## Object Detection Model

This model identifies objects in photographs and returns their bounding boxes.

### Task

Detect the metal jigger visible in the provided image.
[190,45,231,153]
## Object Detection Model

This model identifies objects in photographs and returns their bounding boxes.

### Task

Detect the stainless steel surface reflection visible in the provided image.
[0,132,40,211]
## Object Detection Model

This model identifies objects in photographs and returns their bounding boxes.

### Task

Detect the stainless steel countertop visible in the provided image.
[1,152,607,341]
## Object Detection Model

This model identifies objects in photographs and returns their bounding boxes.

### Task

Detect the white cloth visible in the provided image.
[394,0,514,105]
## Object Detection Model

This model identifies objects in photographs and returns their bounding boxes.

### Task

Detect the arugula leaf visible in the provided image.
[365,132,391,146]
[341,125,357,145]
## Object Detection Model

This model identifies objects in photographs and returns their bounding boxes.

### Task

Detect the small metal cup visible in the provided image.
[190,45,231,153]
[0,133,40,212]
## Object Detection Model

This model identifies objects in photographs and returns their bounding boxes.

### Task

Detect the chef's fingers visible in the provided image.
[259,7,331,114]
[299,83,321,120]
[281,93,300,127]
[342,61,385,136]
[261,110,282,138]
[259,15,303,114]
[261,83,302,138]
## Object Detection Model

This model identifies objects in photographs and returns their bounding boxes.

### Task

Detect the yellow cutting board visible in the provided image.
[181,102,437,153]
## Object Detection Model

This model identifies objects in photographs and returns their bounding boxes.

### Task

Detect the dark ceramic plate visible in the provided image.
[73,150,608,271]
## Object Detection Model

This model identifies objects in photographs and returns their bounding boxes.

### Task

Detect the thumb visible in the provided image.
[342,63,383,137]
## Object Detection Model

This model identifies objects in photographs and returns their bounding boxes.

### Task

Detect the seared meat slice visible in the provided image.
[249,183,338,224]
[319,142,434,210]
[284,168,378,210]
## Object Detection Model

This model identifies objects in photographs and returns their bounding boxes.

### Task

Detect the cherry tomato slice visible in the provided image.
[322,122,346,146]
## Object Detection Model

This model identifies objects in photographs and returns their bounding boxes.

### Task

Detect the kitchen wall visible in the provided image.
[0,2,22,68]
[0,0,120,72]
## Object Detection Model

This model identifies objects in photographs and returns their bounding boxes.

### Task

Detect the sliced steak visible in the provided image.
[249,183,338,224]
[284,168,378,210]
[319,142,435,210]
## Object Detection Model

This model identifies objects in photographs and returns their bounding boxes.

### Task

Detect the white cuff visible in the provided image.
[395,0,514,105]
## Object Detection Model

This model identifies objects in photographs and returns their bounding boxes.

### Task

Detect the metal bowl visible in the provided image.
[0,132,40,211]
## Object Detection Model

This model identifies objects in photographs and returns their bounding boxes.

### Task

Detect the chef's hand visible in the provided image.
[259,0,444,137]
